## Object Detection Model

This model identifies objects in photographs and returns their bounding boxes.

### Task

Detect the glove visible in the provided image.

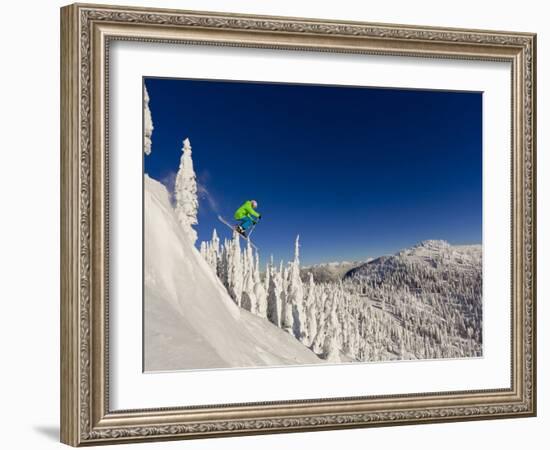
[258,214,262,220]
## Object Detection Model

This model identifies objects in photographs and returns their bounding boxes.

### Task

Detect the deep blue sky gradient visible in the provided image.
[144,77,482,266]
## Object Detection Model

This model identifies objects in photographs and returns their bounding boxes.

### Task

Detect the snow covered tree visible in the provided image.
[280,264,294,335]
[240,242,257,312]
[266,264,282,327]
[288,236,306,341]
[254,282,268,318]
[211,229,220,257]
[228,233,244,306]
[143,85,154,156]
[253,251,268,317]
[311,289,328,355]
[323,330,341,362]
[264,256,272,294]
[303,273,317,347]
[241,270,255,312]
[174,138,198,245]
[200,229,221,273]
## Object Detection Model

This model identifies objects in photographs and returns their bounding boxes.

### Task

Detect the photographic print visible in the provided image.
[143,78,482,372]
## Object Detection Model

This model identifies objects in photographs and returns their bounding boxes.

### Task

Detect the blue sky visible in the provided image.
[144,77,482,266]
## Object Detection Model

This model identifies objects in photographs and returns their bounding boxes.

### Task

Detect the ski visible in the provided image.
[217,215,259,250]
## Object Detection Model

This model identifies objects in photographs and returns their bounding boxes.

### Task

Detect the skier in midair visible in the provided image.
[234,200,261,237]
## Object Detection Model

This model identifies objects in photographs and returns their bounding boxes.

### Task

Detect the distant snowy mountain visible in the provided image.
[342,239,482,360]
[345,240,481,280]
[144,175,320,371]
[300,260,369,283]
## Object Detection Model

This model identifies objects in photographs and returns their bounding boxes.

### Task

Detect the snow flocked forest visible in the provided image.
[143,86,482,371]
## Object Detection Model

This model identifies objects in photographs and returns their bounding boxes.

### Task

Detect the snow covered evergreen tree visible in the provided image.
[280,264,294,335]
[174,138,198,244]
[303,273,317,347]
[199,229,221,272]
[287,236,307,341]
[143,85,154,156]
[253,252,268,317]
[266,263,282,327]
[228,233,244,306]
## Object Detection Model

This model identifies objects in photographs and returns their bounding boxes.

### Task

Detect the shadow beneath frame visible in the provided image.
[33,425,59,441]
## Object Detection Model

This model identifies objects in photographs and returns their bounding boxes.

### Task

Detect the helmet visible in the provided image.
[251,200,258,208]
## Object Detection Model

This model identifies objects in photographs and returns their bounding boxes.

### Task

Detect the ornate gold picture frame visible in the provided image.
[60,3,536,446]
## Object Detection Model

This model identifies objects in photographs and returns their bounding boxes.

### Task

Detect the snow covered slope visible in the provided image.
[143,175,320,371]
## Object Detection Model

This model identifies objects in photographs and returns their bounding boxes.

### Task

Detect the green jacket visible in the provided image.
[234,200,260,220]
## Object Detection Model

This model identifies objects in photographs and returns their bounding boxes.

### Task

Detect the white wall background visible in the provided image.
[0,0,546,448]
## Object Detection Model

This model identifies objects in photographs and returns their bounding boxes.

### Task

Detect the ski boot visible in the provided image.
[235,225,247,238]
